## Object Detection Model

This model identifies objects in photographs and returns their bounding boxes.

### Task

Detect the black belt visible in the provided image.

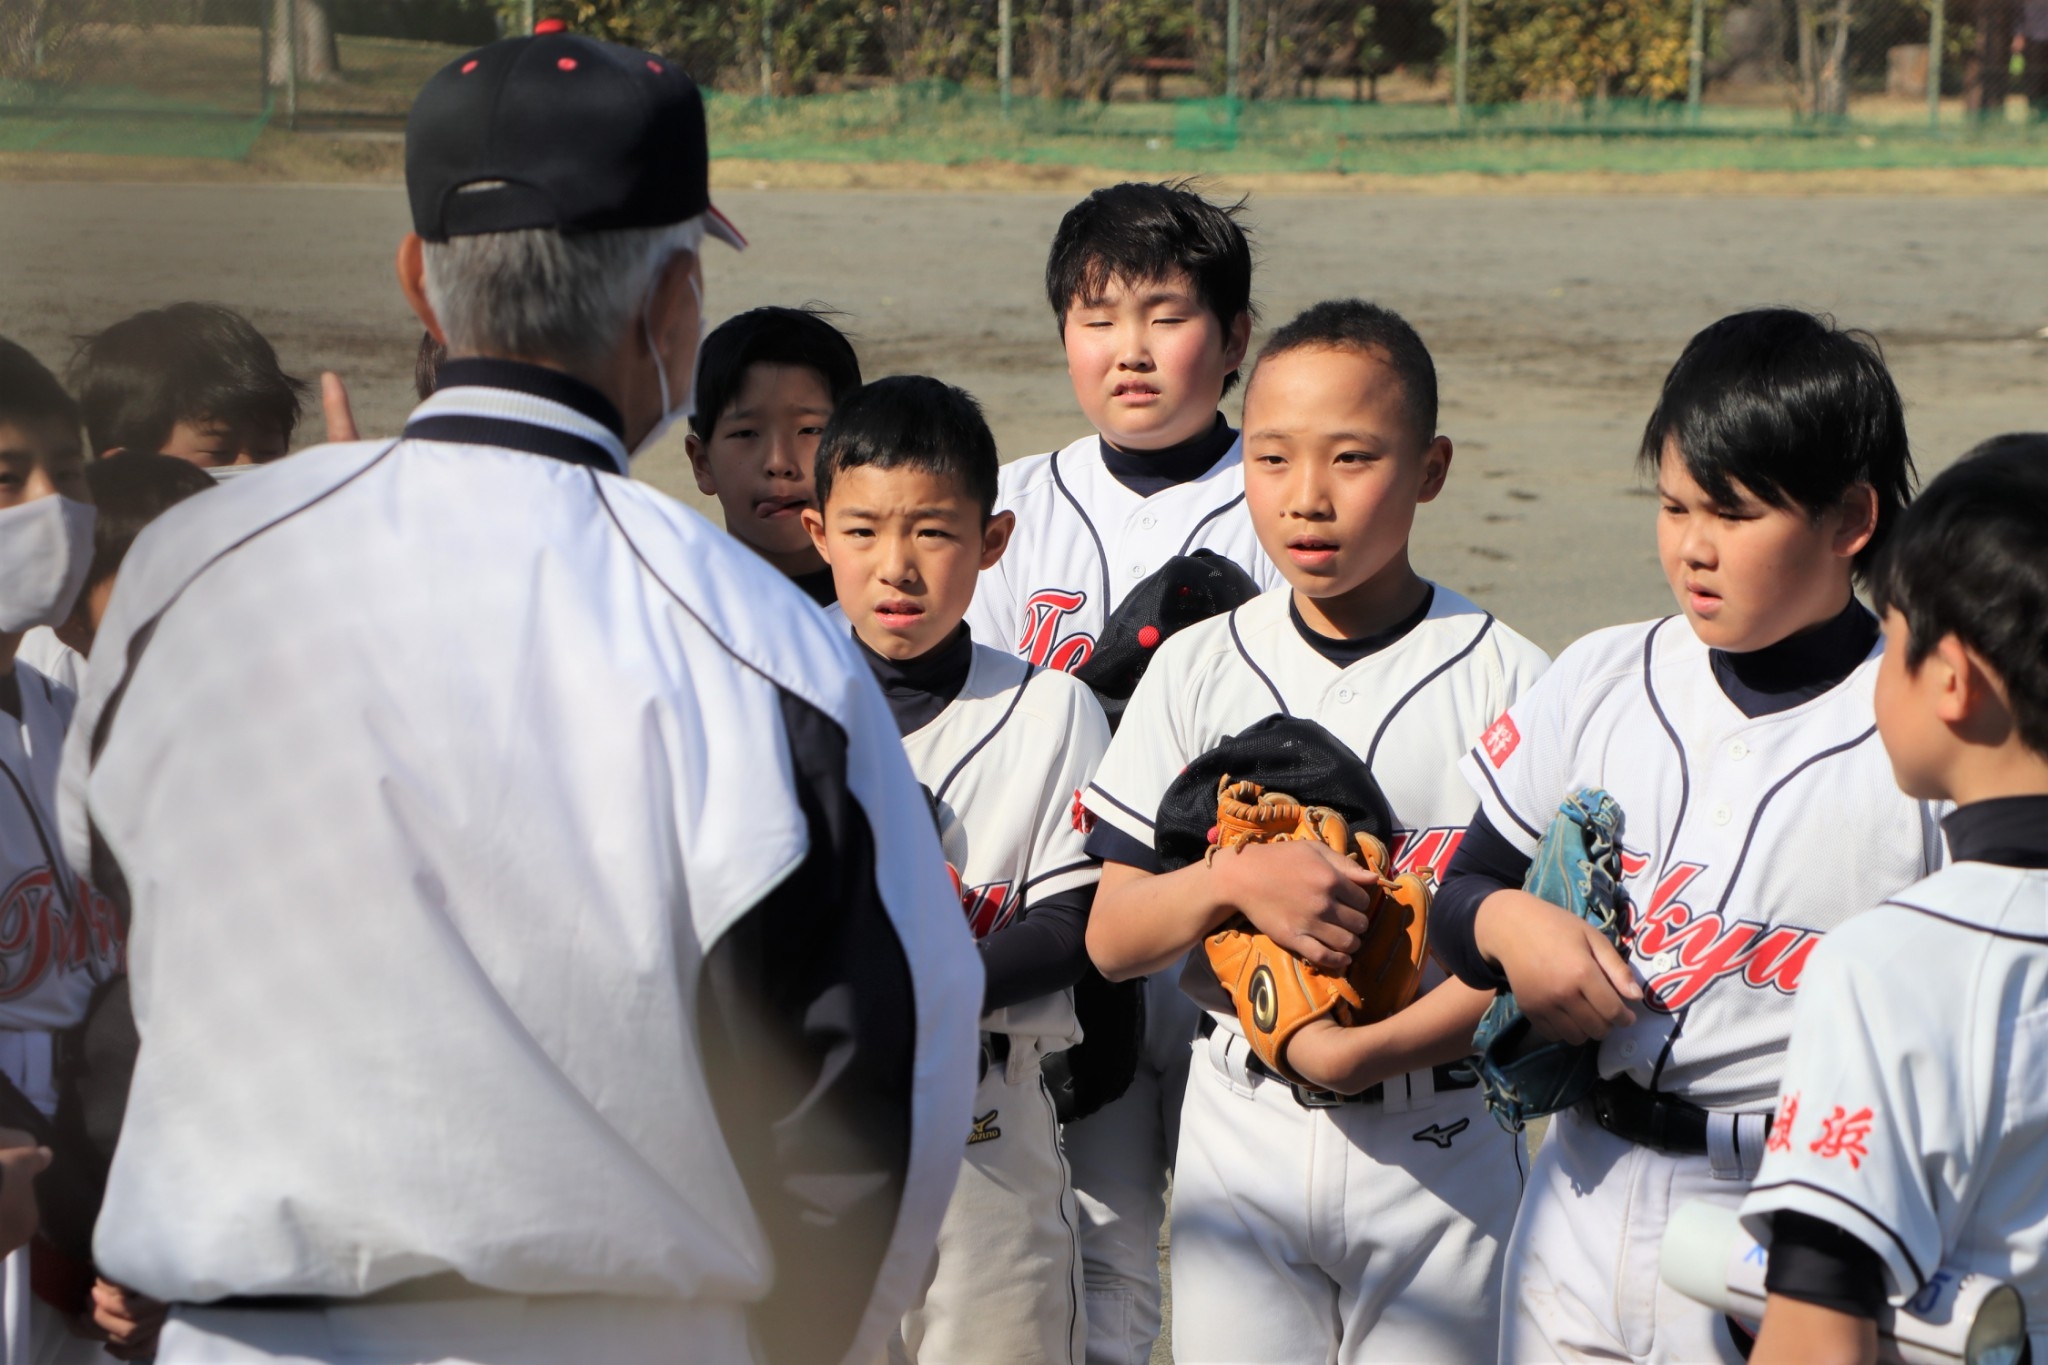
[206,1272,507,1312]
[1585,1077,1771,1156]
[1199,1014,1478,1110]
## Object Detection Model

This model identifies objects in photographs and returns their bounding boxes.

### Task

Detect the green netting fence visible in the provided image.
[706,81,2048,174]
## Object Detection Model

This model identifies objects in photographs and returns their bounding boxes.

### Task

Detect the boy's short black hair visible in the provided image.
[1045,181,1255,394]
[1872,433,2048,758]
[687,305,862,441]
[1252,299,1438,443]
[82,453,216,591]
[814,375,999,519]
[0,338,82,436]
[68,303,308,457]
[415,331,445,402]
[1638,308,1914,579]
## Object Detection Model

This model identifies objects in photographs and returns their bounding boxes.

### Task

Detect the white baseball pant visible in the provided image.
[893,1047,1086,1364]
[153,1295,752,1363]
[1167,1024,1522,1363]
[1060,973,1196,1365]
[1500,1105,1749,1363]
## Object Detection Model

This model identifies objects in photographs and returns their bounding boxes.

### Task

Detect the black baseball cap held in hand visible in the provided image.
[1153,716,1396,873]
[405,22,746,247]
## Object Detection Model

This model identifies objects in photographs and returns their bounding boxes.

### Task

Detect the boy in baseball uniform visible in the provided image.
[806,374,1107,1363]
[67,303,307,481]
[689,306,862,606]
[1433,308,1942,1362]
[966,180,1283,1365]
[1741,435,2048,1365]
[0,339,125,1363]
[1083,300,1549,1362]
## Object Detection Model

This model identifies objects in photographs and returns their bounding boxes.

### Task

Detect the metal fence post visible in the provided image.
[998,0,1013,116]
[283,0,299,130]
[522,0,534,34]
[1686,0,1706,124]
[1226,0,1241,100]
[1453,0,1469,125]
[1926,0,1944,128]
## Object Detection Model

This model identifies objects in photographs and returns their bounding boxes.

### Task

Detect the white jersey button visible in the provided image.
[1712,803,1732,826]
[1728,740,1749,760]
[1335,687,1354,704]
[1129,562,1146,579]
[1139,515,1157,530]
[1619,1040,1638,1059]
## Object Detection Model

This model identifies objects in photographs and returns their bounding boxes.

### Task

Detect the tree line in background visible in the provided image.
[0,0,2014,113]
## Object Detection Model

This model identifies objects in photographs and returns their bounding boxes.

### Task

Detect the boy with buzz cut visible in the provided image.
[804,374,1108,1365]
[689,305,862,606]
[967,179,1283,1364]
[1083,299,1550,1361]
[68,302,308,480]
[1434,309,1940,1362]
[1742,435,2048,1365]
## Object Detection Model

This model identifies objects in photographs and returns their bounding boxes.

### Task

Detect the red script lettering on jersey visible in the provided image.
[1630,861,1823,1011]
[1391,827,1467,887]
[1019,589,1095,672]
[0,868,124,1000]
[1480,714,1520,768]
[961,880,1017,939]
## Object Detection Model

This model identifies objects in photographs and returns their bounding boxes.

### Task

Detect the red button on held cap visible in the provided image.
[647,59,664,72]
[534,17,567,32]
[460,59,478,73]
[1137,625,1162,649]
[557,56,577,70]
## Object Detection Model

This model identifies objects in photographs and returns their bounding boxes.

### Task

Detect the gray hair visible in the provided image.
[421,216,704,368]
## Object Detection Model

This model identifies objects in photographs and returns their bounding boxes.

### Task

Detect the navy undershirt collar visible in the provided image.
[792,566,838,607]
[1099,414,1236,497]
[1941,796,2048,869]
[1289,586,1436,668]
[1709,598,1878,719]
[856,624,975,737]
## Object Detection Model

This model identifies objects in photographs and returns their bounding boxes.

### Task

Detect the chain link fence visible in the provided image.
[3,0,2042,164]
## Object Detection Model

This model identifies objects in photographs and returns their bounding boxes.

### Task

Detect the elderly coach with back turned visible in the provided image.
[59,29,981,1365]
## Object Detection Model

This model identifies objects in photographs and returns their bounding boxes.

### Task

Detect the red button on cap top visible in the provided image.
[534,17,567,32]
[1137,625,1162,648]
[557,56,577,70]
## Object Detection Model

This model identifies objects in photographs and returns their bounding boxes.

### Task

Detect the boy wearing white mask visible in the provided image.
[0,338,125,1362]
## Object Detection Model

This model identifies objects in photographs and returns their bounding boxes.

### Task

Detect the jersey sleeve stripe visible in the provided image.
[1021,859,1101,896]
[1227,608,1290,715]
[1174,492,1245,556]
[1048,448,1112,611]
[931,668,1036,806]
[1707,726,1877,920]
[1364,609,1493,771]
[1744,1179,1929,1293]
[1085,783,1156,831]
[1881,899,2048,943]
[1469,749,1545,841]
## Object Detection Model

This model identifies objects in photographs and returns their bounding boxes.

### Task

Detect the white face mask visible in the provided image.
[631,265,705,461]
[0,495,95,633]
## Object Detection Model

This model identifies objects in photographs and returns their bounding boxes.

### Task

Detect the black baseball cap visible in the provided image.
[406,23,745,247]
[1153,716,1395,872]
[1072,550,1263,731]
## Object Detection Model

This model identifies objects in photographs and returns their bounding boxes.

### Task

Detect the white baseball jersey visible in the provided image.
[904,642,1107,1056]
[0,657,120,1055]
[59,361,982,1365]
[1741,817,2048,1355]
[1079,582,1546,1360]
[1461,615,1942,1111]
[966,433,1284,671]
[16,627,82,697]
[1084,584,1550,1027]
[893,642,1104,1365]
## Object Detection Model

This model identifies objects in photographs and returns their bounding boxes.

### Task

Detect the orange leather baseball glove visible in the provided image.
[1203,775,1431,1087]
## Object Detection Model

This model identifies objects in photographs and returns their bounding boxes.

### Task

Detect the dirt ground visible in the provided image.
[6,179,2043,651]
